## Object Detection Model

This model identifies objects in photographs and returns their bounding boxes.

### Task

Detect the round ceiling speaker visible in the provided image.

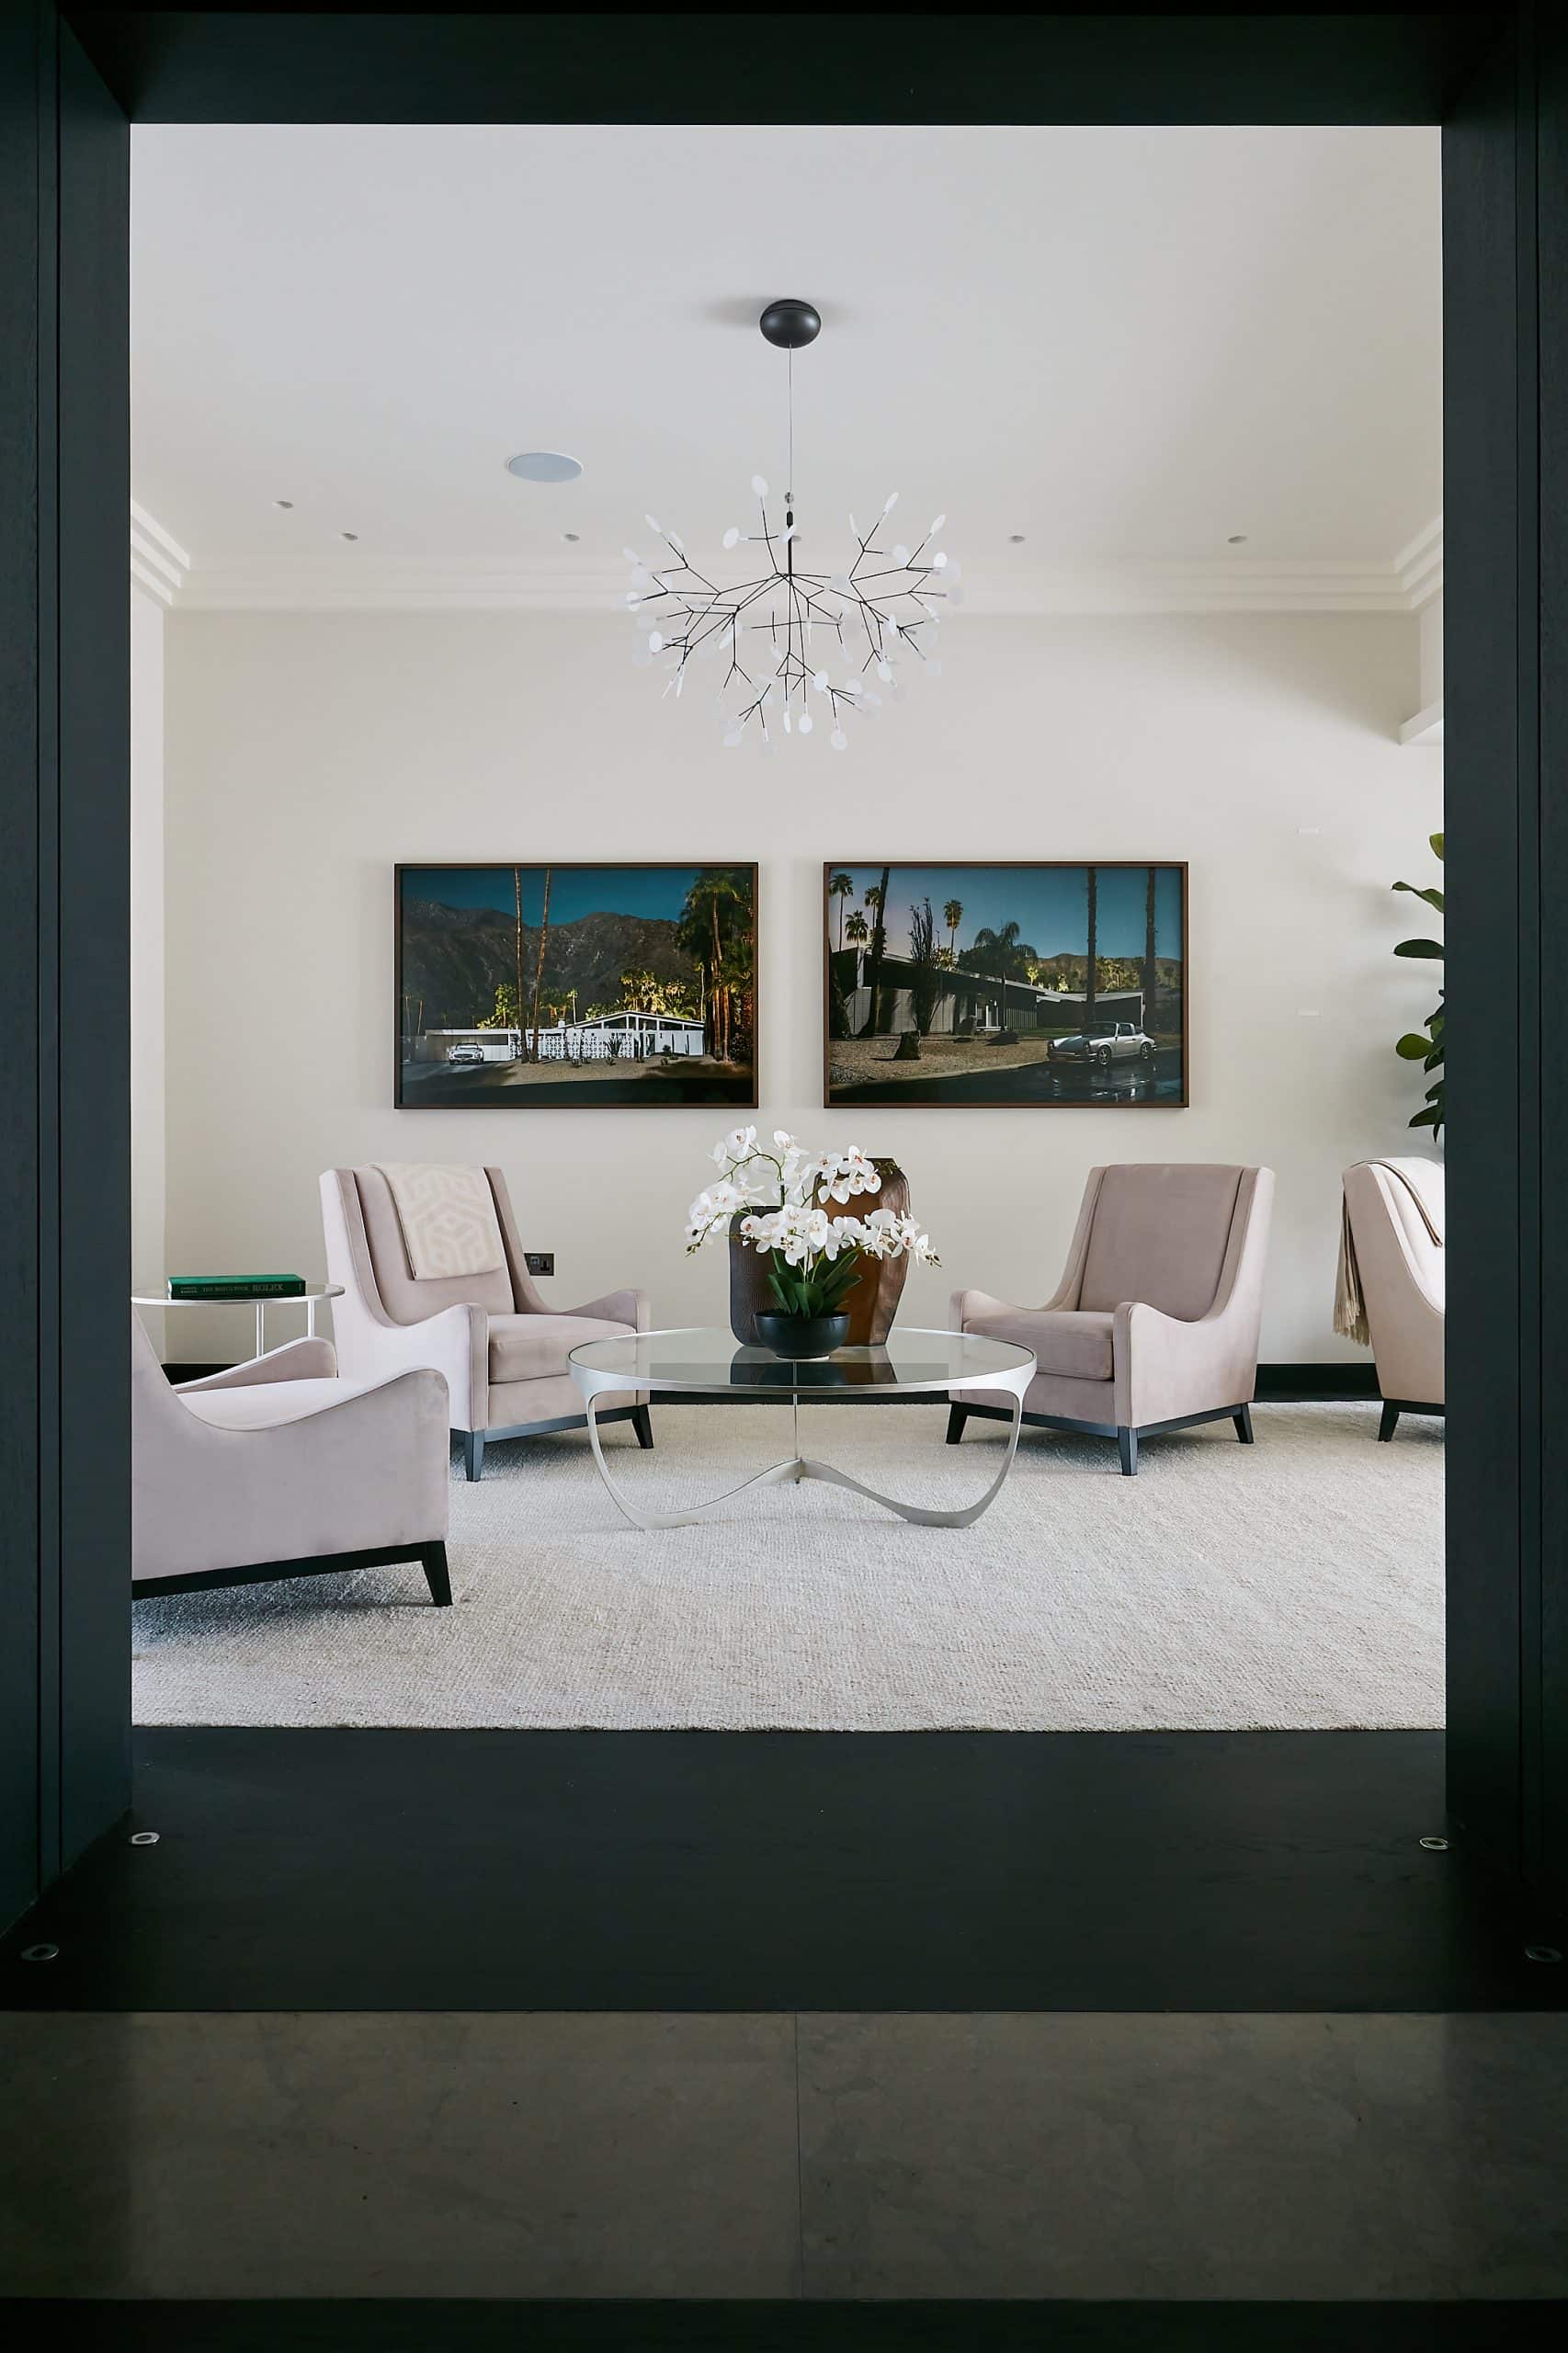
[505,451,584,483]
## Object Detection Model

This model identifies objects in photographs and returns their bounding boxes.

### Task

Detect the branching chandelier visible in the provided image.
[627,298,959,750]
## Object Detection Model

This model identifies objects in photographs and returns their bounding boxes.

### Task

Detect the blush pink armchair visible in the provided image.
[320,1165,652,1481]
[1340,1157,1444,1439]
[948,1163,1275,1474]
[132,1314,451,1605]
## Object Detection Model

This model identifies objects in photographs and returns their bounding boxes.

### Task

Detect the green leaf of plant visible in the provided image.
[1395,1032,1431,1060]
[1393,938,1444,960]
[1409,1105,1441,1130]
[1429,833,1444,861]
[1393,882,1445,914]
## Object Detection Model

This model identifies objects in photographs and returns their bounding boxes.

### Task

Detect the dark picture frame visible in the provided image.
[393,861,758,1109]
[823,861,1189,1109]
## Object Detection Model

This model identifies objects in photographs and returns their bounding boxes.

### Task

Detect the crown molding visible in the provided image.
[130,501,190,607]
[161,518,1447,620]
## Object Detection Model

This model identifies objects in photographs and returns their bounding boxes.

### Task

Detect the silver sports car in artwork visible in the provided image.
[1047,1019,1155,1068]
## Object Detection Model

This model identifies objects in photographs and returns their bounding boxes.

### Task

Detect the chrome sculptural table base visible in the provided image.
[584,1386,1027,1532]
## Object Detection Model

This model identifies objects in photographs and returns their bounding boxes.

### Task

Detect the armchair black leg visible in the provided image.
[946,1405,969,1445]
[1118,1427,1139,1476]
[1378,1402,1400,1442]
[631,1404,654,1450]
[462,1431,485,1483]
[1233,1404,1255,1445]
[420,1541,452,1607]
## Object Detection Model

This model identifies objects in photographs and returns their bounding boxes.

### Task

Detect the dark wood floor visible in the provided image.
[2,1727,1561,2012]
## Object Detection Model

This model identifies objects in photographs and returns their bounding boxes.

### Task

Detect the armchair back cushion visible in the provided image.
[1355,1158,1444,1299]
[355,1165,516,1323]
[1342,1158,1444,1403]
[1077,1164,1244,1322]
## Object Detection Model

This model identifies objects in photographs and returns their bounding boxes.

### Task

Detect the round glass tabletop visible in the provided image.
[567,1324,1034,1397]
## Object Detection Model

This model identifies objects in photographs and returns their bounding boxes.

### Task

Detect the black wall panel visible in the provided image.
[0,5,130,1935]
[2,5,1562,1933]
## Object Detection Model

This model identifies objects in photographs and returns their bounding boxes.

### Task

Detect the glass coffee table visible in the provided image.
[567,1326,1036,1531]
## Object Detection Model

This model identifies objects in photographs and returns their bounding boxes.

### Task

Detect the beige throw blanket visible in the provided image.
[1334,1159,1444,1346]
[376,1163,505,1280]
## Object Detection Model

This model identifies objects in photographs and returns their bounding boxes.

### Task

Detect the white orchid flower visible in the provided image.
[694,1132,937,1292]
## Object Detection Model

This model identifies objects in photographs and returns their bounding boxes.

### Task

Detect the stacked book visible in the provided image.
[167,1274,308,1302]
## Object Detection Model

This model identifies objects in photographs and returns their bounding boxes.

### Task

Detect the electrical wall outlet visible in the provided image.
[524,1251,554,1278]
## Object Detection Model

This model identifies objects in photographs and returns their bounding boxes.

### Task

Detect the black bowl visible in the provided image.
[752,1311,850,1361]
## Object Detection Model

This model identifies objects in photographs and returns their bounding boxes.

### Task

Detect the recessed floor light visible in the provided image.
[272,498,294,510]
[339,531,358,542]
[1227,533,1248,544]
[506,451,584,484]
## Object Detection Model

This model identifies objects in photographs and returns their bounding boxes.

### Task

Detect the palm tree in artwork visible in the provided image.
[513,867,528,1061]
[829,871,855,949]
[677,867,754,1063]
[528,867,552,1061]
[1142,865,1159,1037]
[943,897,963,961]
[1085,866,1099,1027]
[860,868,892,1035]
[845,908,869,949]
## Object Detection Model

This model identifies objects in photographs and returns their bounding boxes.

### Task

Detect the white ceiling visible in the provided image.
[130,123,1441,613]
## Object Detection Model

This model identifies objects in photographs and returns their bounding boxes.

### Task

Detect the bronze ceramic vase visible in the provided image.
[728,1158,912,1347]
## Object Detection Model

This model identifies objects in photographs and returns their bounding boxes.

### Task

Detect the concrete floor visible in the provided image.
[3,2010,1567,2301]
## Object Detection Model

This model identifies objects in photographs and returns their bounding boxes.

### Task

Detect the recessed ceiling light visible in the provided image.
[1009,532,1027,543]
[339,531,358,542]
[506,451,584,484]
[561,530,580,543]
[1227,533,1248,545]
[272,498,294,510]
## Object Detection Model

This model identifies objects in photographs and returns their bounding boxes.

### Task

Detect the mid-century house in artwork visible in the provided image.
[829,946,1147,1039]
[413,1011,710,1064]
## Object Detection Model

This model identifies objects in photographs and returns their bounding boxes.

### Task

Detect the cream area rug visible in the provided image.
[132,1402,1444,1733]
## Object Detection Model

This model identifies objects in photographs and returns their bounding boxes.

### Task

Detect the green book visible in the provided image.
[167,1274,308,1301]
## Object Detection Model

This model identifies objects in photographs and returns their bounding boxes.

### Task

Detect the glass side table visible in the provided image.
[131,1283,345,1361]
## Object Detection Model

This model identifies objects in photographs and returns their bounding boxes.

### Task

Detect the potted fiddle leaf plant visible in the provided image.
[1393,830,1444,1140]
[686,1127,939,1358]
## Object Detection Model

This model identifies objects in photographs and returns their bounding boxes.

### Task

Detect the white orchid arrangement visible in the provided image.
[687,1127,940,1323]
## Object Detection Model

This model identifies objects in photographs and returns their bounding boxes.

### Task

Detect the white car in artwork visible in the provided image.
[445,1043,487,1065]
[1047,1018,1155,1069]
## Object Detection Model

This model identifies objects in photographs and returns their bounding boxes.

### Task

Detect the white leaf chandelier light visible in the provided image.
[627,298,959,750]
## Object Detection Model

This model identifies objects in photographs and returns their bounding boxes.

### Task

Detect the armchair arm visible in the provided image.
[562,1286,651,1333]
[335,1298,487,1428]
[949,1277,1075,1329]
[949,1287,1011,1329]
[1113,1297,1259,1428]
[176,1338,336,1392]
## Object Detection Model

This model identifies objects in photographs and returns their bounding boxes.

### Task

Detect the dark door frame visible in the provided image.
[4,6,1562,1934]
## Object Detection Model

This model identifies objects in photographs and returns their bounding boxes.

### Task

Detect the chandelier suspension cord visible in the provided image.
[785,347,795,696]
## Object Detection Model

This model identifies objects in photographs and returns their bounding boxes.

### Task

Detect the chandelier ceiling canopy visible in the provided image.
[627,299,959,749]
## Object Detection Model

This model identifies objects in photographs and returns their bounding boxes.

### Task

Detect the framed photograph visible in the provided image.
[396,863,757,1108]
[824,861,1188,1108]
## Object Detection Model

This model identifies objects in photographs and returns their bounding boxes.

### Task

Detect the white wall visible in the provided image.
[131,586,166,1349]
[163,608,1437,1361]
